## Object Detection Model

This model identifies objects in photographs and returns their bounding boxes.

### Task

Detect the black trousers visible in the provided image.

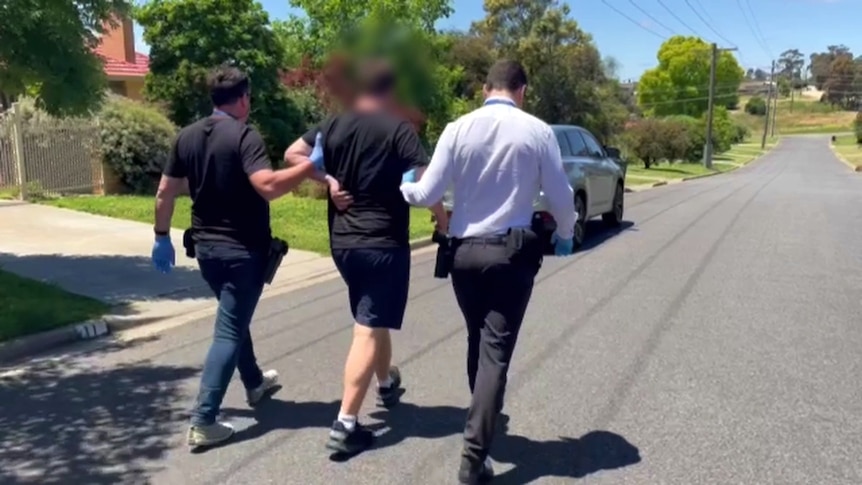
[450,238,541,463]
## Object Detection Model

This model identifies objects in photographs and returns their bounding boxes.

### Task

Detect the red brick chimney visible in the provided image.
[100,15,136,64]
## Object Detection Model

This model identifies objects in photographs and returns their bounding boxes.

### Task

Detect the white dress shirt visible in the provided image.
[400,97,576,240]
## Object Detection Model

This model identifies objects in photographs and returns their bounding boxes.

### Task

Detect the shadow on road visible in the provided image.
[491,430,641,483]
[579,220,636,253]
[0,252,212,305]
[0,342,196,484]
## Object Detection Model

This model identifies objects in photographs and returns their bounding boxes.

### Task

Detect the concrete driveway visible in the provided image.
[2,136,862,485]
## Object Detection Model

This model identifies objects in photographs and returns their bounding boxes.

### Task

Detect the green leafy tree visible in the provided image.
[778,49,805,82]
[0,0,130,115]
[136,0,303,159]
[472,0,628,140]
[638,36,744,117]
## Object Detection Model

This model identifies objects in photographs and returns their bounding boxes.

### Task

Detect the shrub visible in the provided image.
[745,96,767,116]
[98,96,176,194]
[855,112,862,144]
[624,118,674,168]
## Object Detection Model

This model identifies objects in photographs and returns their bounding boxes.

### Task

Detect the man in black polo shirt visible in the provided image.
[152,65,326,449]
[285,60,447,454]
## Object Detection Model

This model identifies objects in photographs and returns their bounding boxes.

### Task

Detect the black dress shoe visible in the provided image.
[457,456,494,484]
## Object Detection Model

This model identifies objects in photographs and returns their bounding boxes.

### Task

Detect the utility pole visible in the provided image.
[703,44,738,168]
[761,60,776,149]
[770,79,779,137]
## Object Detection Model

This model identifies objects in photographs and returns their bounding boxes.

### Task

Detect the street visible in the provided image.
[2,136,862,484]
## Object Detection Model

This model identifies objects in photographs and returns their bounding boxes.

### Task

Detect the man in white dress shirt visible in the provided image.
[400,60,577,484]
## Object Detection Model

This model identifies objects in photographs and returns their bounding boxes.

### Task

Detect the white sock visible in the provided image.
[378,376,393,388]
[337,413,357,431]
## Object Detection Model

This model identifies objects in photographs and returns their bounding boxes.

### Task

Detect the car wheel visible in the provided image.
[574,193,586,248]
[602,183,624,227]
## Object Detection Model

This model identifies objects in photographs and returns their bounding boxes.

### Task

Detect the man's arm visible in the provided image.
[244,129,316,201]
[539,127,576,240]
[155,138,187,233]
[154,175,185,233]
[284,135,335,186]
[399,122,454,208]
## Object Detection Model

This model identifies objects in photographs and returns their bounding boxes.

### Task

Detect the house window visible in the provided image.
[108,81,127,97]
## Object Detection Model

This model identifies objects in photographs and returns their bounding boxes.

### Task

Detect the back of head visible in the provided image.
[355,58,397,98]
[484,60,528,93]
[207,64,250,107]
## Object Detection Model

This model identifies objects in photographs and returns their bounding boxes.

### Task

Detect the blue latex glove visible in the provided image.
[551,233,574,256]
[402,168,416,184]
[310,132,325,171]
[152,235,176,273]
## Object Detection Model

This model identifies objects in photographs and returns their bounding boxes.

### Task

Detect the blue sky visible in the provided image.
[133,0,862,81]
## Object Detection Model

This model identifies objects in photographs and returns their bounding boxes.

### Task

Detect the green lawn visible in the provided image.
[46,195,437,255]
[0,270,110,342]
[626,141,775,187]
[831,135,862,168]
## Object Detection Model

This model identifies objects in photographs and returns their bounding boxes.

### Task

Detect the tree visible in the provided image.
[753,68,768,81]
[441,30,495,101]
[472,0,628,140]
[809,45,852,90]
[638,36,744,117]
[136,0,304,160]
[824,53,856,108]
[0,0,130,115]
[778,49,805,82]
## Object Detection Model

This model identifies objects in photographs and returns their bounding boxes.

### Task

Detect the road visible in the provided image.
[3,136,862,485]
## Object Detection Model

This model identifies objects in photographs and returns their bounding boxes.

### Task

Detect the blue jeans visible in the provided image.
[190,244,266,426]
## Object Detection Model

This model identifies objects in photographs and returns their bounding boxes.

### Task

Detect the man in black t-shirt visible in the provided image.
[152,65,325,449]
[285,60,447,455]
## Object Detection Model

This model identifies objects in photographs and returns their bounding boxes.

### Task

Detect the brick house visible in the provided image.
[95,16,149,100]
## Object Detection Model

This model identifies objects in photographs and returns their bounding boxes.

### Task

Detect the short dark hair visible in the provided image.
[207,65,250,106]
[356,58,397,96]
[485,60,528,92]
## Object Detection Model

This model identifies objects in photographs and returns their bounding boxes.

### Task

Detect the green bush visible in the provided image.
[745,96,767,116]
[855,112,862,144]
[98,96,176,194]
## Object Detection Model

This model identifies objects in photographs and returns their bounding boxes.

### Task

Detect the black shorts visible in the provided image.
[332,247,411,330]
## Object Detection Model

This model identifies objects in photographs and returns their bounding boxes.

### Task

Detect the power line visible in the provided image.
[683,0,737,47]
[655,0,702,37]
[600,0,667,40]
[743,0,773,59]
[626,0,676,36]
[735,0,771,59]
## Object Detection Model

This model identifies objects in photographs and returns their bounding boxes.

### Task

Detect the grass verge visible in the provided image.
[831,135,862,169]
[733,96,855,136]
[0,270,110,342]
[625,140,775,188]
[46,195,437,255]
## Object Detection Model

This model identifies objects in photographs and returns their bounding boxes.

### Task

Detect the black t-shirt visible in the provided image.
[163,116,272,252]
[302,111,428,249]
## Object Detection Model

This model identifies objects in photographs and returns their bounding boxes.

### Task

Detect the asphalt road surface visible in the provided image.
[3,136,862,485]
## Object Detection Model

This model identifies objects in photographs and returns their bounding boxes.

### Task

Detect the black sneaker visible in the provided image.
[457,456,494,484]
[377,366,402,408]
[326,420,375,455]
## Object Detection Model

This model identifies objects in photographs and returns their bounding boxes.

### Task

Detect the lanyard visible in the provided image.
[484,98,517,108]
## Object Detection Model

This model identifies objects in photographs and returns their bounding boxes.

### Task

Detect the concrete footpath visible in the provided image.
[0,201,430,361]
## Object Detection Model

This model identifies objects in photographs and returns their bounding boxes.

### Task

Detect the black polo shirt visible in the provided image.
[303,111,428,250]
[163,116,272,252]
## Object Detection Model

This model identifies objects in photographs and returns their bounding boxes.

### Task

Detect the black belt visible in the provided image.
[455,235,507,246]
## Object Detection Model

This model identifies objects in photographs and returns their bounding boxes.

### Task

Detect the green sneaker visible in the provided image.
[187,422,235,449]
[247,369,279,406]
